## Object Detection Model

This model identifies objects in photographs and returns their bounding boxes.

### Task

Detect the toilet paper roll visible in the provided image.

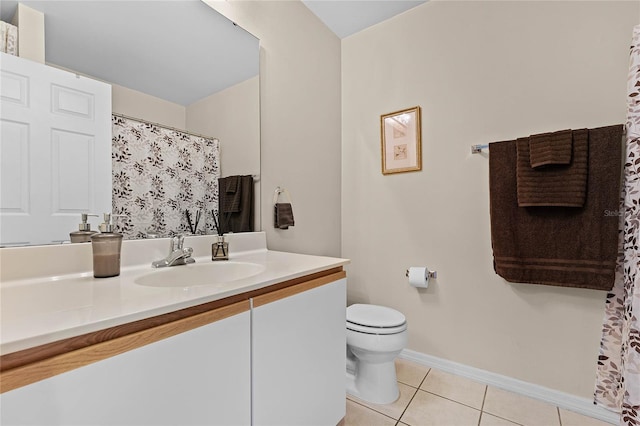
[408,266,429,288]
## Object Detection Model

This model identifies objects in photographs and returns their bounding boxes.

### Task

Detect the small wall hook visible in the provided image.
[273,187,292,204]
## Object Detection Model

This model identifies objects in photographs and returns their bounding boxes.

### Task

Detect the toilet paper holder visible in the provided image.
[405,269,437,279]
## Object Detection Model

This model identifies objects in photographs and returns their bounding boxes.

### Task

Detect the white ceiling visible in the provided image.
[0,1,426,105]
[302,0,427,39]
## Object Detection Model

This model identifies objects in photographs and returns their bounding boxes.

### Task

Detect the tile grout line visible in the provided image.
[347,397,398,423]
[480,385,488,411]
[478,386,526,426]
[480,407,527,426]
[407,366,489,423]
[478,386,488,426]
[395,368,431,425]
[557,406,562,426]
[419,389,484,413]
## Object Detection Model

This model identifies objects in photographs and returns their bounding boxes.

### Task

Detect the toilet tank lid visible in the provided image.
[347,304,406,328]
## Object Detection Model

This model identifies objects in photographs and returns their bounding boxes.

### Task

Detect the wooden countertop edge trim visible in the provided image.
[252,270,346,308]
[0,266,343,386]
[0,300,249,393]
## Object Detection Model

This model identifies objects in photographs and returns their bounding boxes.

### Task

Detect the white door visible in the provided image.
[0,52,111,246]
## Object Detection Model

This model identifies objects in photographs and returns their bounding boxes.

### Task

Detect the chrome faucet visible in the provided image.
[151,234,195,268]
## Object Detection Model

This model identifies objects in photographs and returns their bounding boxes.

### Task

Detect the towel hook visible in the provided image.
[273,187,292,204]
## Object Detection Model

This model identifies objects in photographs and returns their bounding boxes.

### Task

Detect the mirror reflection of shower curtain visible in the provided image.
[111,115,220,238]
[594,25,640,425]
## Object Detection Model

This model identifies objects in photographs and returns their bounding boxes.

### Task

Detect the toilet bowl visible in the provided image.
[346,304,408,404]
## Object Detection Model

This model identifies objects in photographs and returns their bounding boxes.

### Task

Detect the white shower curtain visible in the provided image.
[111,115,221,239]
[594,25,640,426]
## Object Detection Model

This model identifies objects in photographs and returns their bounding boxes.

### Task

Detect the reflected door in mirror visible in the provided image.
[0,52,112,246]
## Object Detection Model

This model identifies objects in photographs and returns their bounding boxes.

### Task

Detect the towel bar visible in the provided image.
[471,144,489,154]
[472,125,627,155]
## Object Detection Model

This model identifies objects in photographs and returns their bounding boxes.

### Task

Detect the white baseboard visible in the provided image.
[399,349,619,425]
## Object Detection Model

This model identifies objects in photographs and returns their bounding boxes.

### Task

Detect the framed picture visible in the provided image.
[380,106,422,174]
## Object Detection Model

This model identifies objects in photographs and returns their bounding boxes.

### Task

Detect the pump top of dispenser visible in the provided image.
[70,213,99,243]
[98,213,124,233]
[78,213,98,231]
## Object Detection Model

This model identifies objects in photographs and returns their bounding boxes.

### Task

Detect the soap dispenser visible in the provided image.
[91,213,124,278]
[70,213,99,243]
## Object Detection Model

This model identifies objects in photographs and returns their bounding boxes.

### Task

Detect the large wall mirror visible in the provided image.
[0,0,260,247]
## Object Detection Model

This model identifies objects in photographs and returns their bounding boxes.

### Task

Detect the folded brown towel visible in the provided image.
[489,124,623,290]
[219,176,241,213]
[274,203,295,229]
[529,129,573,168]
[516,129,588,207]
[225,175,239,193]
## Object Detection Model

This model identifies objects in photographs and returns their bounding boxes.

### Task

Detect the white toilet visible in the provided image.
[346,304,408,404]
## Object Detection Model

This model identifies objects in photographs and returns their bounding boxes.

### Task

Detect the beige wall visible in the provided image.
[112,84,186,130]
[187,76,260,178]
[205,0,342,256]
[342,1,638,398]
[187,76,261,231]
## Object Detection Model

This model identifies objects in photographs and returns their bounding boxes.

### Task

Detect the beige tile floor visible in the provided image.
[345,359,613,426]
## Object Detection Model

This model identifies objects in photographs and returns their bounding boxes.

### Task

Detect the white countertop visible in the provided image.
[0,233,348,356]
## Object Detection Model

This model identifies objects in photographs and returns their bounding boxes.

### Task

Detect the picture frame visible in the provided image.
[380,106,422,175]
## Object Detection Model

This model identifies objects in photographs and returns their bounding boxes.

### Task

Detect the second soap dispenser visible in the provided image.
[91,213,124,278]
[70,213,99,243]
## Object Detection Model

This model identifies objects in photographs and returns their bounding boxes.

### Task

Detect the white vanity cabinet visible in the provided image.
[0,303,252,426]
[0,270,347,426]
[252,277,347,426]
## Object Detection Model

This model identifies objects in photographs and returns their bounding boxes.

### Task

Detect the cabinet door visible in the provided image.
[1,310,251,426]
[252,278,346,426]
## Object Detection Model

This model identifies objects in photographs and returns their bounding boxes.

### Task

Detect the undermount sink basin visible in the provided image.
[134,261,266,288]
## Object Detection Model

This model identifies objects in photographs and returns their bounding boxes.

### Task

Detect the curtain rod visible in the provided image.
[112,112,219,141]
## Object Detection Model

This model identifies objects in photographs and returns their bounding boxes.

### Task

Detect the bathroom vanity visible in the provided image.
[0,232,348,426]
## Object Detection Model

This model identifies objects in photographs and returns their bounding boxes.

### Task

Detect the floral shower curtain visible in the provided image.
[111,115,220,239]
[594,25,640,426]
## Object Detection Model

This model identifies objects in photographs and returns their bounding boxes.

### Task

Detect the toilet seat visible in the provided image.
[347,322,407,335]
[347,304,407,335]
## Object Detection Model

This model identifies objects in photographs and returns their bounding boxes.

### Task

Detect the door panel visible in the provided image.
[0,52,111,246]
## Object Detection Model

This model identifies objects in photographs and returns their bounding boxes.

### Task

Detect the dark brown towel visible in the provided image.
[218,175,254,233]
[274,203,295,229]
[516,129,588,207]
[220,175,241,213]
[529,129,573,168]
[489,124,623,290]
